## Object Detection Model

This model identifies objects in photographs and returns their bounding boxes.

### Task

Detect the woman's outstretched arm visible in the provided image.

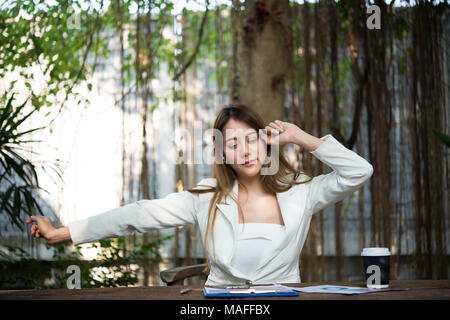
[27,189,199,246]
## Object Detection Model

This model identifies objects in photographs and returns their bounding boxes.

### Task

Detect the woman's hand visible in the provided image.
[259,120,299,147]
[260,119,324,151]
[26,216,58,245]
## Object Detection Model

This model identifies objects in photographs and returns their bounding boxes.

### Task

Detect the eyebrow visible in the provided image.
[226,131,257,143]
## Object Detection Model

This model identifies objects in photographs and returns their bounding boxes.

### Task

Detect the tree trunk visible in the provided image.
[327,0,343,281]
[238,0,290,124]
[230,0,241,103]
[410,2,447,279]
[313,0,322,281]
[301,1,318,283]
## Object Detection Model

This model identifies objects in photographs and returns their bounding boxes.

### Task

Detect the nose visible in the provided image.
[238,138,251,160]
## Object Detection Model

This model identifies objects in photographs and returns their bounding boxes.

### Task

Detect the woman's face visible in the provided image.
[221,118,267,179]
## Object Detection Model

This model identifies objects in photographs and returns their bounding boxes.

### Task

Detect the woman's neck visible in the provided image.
[238,175,267,197]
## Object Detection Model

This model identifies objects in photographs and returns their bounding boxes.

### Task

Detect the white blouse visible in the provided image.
[231,223,286,276]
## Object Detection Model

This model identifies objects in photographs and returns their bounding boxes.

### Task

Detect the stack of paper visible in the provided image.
[203,284,298,298]
[280,285,408,295]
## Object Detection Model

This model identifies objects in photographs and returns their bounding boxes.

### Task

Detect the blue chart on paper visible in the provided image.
[203,285,299,298]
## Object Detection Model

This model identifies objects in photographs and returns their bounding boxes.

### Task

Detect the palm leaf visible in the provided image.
[0,93,15,127]
[433,130,450,148]
[0,92,51,231]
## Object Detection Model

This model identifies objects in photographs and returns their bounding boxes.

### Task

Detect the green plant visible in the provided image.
[0,245,53,289]
[80,235,173,288]
[0,234,173,289]
[0,92,62,230]
[0,1,107,112]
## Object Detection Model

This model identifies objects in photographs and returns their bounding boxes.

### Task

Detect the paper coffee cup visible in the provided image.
[361,247,391,289]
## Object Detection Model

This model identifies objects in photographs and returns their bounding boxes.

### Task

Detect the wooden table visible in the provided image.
[0,280,449,300]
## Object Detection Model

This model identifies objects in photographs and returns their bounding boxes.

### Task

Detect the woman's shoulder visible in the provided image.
[193,177,216,188]
[282,172,313,197]
[188,178,216,206]
[188,177,216,191]
[286,172,312,184]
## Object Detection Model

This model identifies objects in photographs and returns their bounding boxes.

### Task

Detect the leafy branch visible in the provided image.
[172,1,210,81]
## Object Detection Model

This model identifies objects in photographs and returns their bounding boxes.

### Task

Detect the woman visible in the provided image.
[26,104,373,286]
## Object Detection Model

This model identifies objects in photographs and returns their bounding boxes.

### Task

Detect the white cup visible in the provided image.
[361,247,391,257]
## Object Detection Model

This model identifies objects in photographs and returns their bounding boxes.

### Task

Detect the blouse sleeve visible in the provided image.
[305,134,373,215]
[67,190,199,245]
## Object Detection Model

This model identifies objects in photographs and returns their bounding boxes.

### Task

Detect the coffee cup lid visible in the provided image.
[361,247,391,256]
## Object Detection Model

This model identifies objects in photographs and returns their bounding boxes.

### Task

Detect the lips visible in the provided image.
[243,160,256,167]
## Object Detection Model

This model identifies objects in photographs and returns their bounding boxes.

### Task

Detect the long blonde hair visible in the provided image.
[186,103,312,274]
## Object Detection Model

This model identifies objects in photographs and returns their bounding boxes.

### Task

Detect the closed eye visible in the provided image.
[230,138,257,149]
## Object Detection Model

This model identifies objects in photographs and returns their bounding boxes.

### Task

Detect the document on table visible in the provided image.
[280,285,409,295]
[203,284,298,297]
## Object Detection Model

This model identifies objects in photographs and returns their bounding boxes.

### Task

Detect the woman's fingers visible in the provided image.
[27,216,56,242]
[268,123,279,133]
[260,127,279,145]
[27,216,38,236]
[265,125,279,135]
[32,225,40,238]
[29,221,41,239]
[274,120,285,130]
[26,217,36,225]
[269,120,284,132]
[260,121,287,145]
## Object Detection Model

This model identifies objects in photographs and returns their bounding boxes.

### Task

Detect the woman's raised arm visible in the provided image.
[303,134,373,215]
[262,120,373,215]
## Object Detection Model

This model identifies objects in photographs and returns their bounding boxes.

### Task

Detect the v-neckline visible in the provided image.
[237,184,286,226]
